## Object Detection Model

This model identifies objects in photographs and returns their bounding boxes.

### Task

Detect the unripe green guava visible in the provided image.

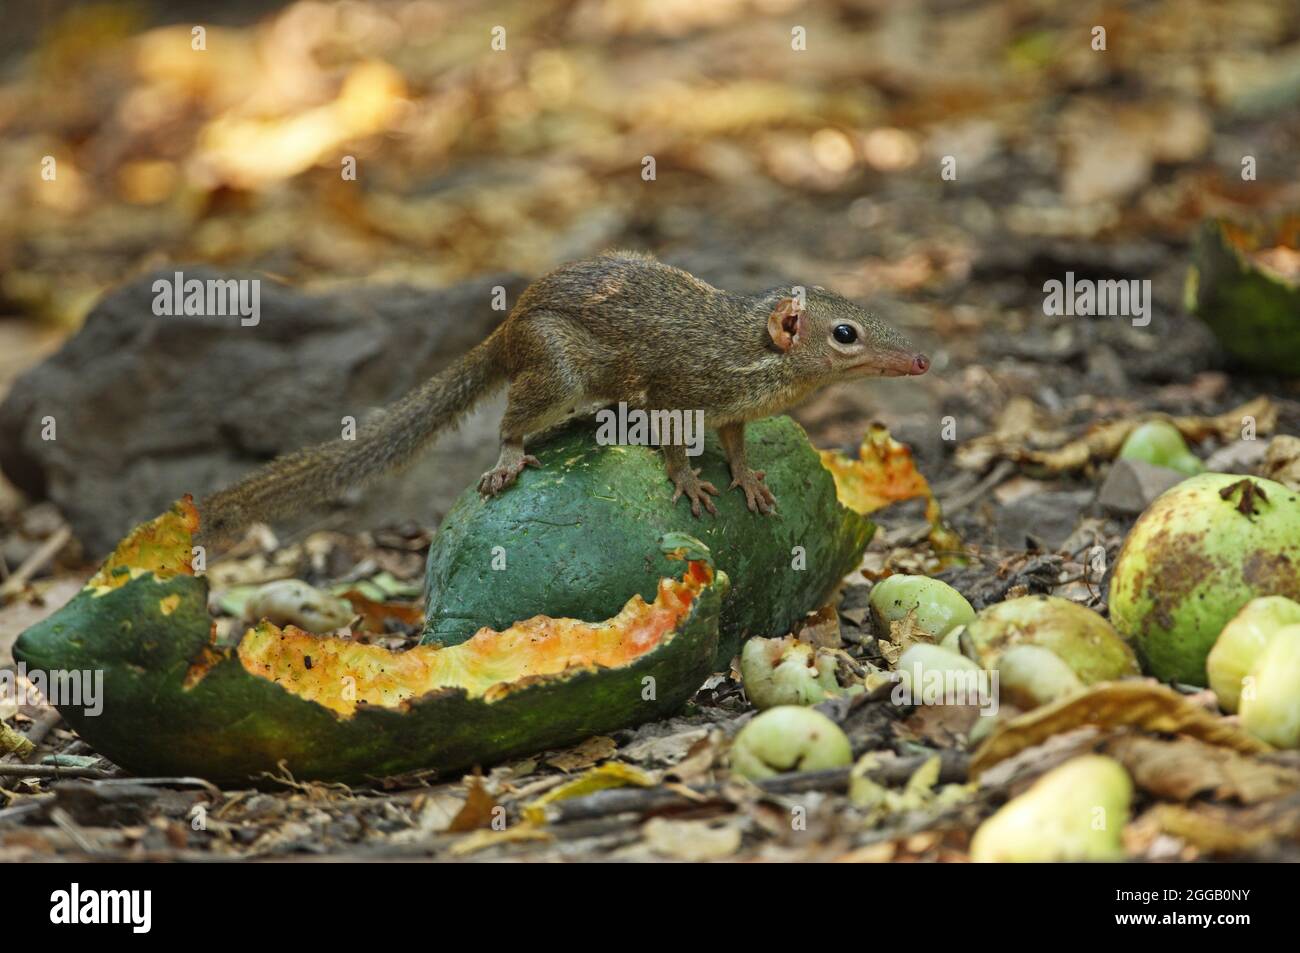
[1109,473,1300,685]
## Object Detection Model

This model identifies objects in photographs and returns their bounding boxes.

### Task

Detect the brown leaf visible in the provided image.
[338,589,424,632]
[956,398,1276,476]
[970,681,1269,778]
[819,424,962,561]
[1132,799,1300,857]
[544,735,618,773]
[1260,435,1300,491]
[665,732,725,784]
[796,605,842,648]
[1104,734,1300,805]
[447,777,500,833]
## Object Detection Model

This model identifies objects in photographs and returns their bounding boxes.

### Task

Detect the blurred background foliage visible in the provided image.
[0,0,1297,360]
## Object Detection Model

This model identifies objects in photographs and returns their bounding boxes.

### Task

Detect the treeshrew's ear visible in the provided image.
[767,297,806,352]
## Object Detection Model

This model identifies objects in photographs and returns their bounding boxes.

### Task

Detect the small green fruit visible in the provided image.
[869,575,975,638]
[1119,420,1204,476]
[995,644,1084,709]
[965,596,1139,685]
[939,625,966,655]
[1109,473,1300,685]
[1207,596,1300,712]
[1239,624,1300,749]
[729,706,852,781]
[894,644,989,709]
[896,643,982,679]
[740,637,841,710]
[970,755,1132,862]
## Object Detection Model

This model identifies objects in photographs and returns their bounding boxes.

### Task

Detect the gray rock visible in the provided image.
[0,267,526,555]
[1097,459,1188,516]
[1205,438,1268,474]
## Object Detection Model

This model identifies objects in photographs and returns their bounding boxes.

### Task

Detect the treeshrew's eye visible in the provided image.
[833,324,857,344]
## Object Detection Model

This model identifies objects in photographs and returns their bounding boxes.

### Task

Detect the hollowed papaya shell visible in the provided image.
[13,500,724,784]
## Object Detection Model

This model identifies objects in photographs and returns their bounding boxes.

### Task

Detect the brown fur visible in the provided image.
[200,251,927,538]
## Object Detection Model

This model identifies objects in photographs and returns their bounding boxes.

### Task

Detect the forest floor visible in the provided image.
[2,0,1300,860]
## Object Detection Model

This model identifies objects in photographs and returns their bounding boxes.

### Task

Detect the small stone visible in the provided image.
[0,269,526,555]
[1097,458,1187,516]
[1205,439,1268,474]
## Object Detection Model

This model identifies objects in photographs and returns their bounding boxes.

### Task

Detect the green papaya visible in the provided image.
[422,415,877,666]
[1189,218,1300,376]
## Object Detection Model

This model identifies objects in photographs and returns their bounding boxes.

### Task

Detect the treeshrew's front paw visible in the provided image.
[670,467,720,518]
[730,467,776,514]
[478,454,540,498]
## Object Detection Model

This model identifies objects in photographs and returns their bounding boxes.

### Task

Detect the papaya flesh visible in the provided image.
[13,499,725,784]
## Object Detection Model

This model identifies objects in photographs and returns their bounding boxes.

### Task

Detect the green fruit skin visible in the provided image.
[14,563,723,786]
[740,638,839,710]
[1239,624,1300,749]
[939,626,966,655]
[730,706,852,781]
[1109,473,1300,686]
[423,416,874,668]
[868,574,975,638]
[970,755,1131,862]
[896,643,981,676]
[994,644,1084,710]
[1207,596,1300,713]
[1119,420,1201,475]
[965,596,1140,685]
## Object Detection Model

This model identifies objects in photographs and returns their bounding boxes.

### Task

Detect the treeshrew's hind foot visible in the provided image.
[730,467,776,514]
[670,467,720,518]
[478,453,540,498]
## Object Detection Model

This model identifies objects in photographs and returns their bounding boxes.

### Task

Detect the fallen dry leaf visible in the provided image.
[1131,799,1300,857]
[447,777,500,833]
[796,605,843,648]
[449,824,554,857]
[0,719,34,758]
[1260,435,1300,491]
[956,397,1276,475]
[970,681,1270,777]
[522,762,659,825]
[620,727,711,765]
[820,424,962,561]
[642,817,741,861]
[1104,734,1300,805]
[664,732,725,784]
[545,736,619,773]
[337,589,424,633]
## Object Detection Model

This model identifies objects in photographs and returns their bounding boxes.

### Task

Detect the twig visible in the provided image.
[0,526,73,604]
[92,776,223,795]
[48,806,100,854]
[0,800,49,825]
[21,709,62,761]
[940,460,1016,516]
[537,751,969,825]
[0,764,117,780]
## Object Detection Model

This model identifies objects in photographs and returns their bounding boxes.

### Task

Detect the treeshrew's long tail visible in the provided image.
[199,333,505,542]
